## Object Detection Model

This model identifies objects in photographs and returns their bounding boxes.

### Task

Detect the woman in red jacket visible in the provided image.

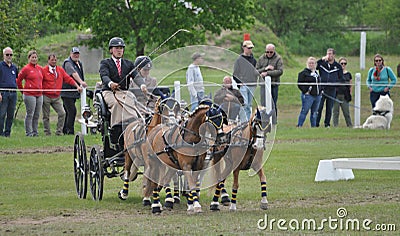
[17,50,43,137]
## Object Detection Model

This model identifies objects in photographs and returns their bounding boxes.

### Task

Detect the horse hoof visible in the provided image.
[143,199,151,206]
[260,202,268,210]
[152,207,162,214]
[164,201,174,210]
[173,196,181,204]
[221,196,231,206]
[194,207,203,213]
[210,203,220,211]
[118,191,127,201]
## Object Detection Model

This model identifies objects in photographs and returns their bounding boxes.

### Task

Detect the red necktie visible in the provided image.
[116,59,121,77]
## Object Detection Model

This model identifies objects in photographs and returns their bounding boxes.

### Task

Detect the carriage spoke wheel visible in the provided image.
[89,145,104,201]
[73,133,88,199]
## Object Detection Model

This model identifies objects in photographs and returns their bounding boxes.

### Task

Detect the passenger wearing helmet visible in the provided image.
[130,56,164,112]
[99,37,146,128]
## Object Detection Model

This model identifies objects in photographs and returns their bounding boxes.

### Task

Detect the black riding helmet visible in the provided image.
[108,37,125,49]
[134,56,152,70]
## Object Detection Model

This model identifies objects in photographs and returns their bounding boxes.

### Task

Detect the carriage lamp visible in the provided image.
[82,105,93,123]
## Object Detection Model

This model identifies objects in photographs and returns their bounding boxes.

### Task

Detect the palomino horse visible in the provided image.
[118,97,181,201]
[209,106,273,211]
[143,103,227,214]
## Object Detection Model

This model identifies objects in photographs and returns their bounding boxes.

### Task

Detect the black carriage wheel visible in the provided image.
[89,145,104,201]
[73,133,88,199]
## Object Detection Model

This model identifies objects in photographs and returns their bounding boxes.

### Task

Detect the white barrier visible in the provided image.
[79,87,97,135]
[315,157,400,182]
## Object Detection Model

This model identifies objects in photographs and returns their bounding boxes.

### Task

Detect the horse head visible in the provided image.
[204,103,228,145]
[158,97,181,126]
[251,106,273,149]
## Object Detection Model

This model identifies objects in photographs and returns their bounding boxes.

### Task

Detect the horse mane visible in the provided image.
[188,104,210,118]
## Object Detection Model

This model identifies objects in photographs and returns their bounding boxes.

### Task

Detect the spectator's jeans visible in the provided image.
[42,95,66,135]
[316,90,336,127]
[62,97,77,135]
[297,94,321,127]
[190,91,204,111]
[239,85,256,121]
[333,94,352,127]
[261,84,278,124]
[0,91,17,136]
[370,91,390,109]
[23,94,43,136]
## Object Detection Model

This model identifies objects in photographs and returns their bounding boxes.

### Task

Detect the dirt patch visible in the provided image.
[0,146,73,155]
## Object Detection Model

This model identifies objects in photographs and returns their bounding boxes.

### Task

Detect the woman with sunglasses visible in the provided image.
[332,57,352,127]
[366,54,397,108]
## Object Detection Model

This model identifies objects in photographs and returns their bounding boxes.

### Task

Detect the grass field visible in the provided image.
[1,51,399,235]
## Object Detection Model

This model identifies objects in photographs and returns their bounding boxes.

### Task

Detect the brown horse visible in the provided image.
[143,103,227,214]
[118,97,181,201]
[209,106,273,211]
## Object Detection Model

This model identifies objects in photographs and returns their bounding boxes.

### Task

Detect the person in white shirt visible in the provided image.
[186,52,205,111]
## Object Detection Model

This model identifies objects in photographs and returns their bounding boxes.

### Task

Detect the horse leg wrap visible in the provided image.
[173,195,181,204]
[212,183,222,202]
[209,201,220,211]
[164,197,174,210]
[142,197,151,207]
[221,192,231,206]
[231,189,238,204]
[261,181,267,198]
[151,202,162,214]
[118,180,129,200]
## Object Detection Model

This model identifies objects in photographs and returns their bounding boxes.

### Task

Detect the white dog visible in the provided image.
[362,95,393,129]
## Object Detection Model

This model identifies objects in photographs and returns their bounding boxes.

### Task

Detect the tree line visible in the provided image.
[1,0,399,66]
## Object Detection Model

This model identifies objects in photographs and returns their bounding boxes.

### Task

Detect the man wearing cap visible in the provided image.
[186,52,205,111]
[233,40,258,120]
[100,37,146,142]
[256,43,283,124]
[61,47,87,135]
[0,47,18,137]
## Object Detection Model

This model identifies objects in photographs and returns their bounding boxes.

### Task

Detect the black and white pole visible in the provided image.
[354,73,361,127]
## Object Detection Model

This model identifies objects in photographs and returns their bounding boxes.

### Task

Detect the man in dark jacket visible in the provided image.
[257,43,283,124]
[316,48,343,128]
[61,47,87,135]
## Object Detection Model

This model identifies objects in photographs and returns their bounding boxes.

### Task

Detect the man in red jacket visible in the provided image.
[42,54,82,135]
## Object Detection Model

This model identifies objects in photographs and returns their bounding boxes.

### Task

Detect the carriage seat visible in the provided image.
[95,92,111,121]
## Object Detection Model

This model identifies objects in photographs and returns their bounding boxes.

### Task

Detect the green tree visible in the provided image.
[40,0,255,57]
[0,0,42,65]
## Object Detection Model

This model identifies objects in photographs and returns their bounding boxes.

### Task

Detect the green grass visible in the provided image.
[2,34,400,234]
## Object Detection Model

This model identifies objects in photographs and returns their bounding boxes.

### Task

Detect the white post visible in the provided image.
[354,73,361,127]
[80,87,87,135]
[264,76,272,113]
[360,32,366,70]
[174,81,181,103]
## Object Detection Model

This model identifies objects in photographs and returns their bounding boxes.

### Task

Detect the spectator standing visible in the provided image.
[214,76,244,120]
[233,40,258,120]
[17,50,44,137]
[296,57,322,127]
[186,52,205,111]
[366,54,397,108]
[61,47,87,135]
[333,57,352,127]
[256,43,283,124]
[316,48,343,128]
[42,54,82,136]
[0,47,18,137]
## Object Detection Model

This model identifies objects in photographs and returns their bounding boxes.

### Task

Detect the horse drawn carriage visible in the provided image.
[73,86,172,201]
[73,83,274,213]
